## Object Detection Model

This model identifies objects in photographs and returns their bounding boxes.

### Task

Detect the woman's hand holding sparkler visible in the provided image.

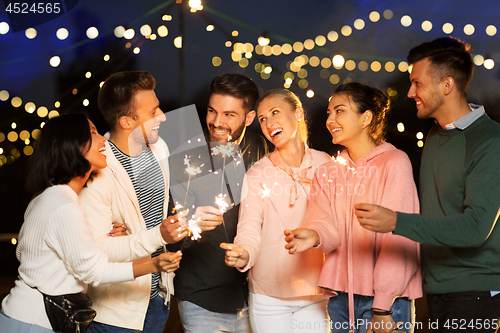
[193,206,223,232]
[160,209,189,243]
[155,250,183,273]
[220,243,249,269]
[284,228,320,254]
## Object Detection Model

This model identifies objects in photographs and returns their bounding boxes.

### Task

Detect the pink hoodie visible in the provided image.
[303,143,422,324]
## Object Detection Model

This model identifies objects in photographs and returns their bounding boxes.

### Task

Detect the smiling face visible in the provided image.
[326,93,368,148]
[206,93,254,142]
[408,58,445,120]
[257,95,302,149]
[84,120,107,172]
[128,89,166,147]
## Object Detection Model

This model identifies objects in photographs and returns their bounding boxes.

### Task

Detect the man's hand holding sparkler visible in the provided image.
[161,210,190,243]
[192,206,223,232]
[220,243,249,269]
[354,203,397,233]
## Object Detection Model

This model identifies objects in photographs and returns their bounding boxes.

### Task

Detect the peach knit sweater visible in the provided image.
[303,143,422,311]
[235,147,331,298]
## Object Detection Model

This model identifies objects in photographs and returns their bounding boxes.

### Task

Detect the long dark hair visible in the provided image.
[332,82,391,143]
[27,113,92,195]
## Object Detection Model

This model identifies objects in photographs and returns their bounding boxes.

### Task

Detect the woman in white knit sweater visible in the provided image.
[0,113,182,333]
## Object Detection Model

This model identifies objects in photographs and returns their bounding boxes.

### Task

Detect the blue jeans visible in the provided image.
[178,299,252,333]
[88,295,170,333]
[327,292,413,333]
[0,310,54,333]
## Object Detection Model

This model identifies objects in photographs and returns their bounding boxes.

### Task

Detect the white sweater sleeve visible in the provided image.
[45,202,110,287]
[100,262,135,284]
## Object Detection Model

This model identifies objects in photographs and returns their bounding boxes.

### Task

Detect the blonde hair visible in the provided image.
[256,89,308,143]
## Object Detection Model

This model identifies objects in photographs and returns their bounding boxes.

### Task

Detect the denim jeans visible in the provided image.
[327,292,413,333]
[427,291,500,333]
[177,299,252,333]
[88,295,170,333]
[0,310,54,333]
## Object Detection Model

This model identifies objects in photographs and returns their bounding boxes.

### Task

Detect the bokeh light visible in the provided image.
[341,25,352,36]
[37,106,48,117]
[473,54,484,66]
[354,19,365,30]
[50,56,61,67]
[442,23,454,34]
[401,15,412,27]
[11,97,22,108]
[0,90,9,101]
[86,27,99,39]
[0,22,9,34]
[114,26,125,38]
[486,25,497,36]
[212,56,222,66]
[25,28,37,39]
[421,20,432,32]
[369,11,380,22]
[463,24,475,35]
[123,28,135,39]
[484,58,495,69]
[327,31,339,42]
[140,24,152,36]
[25,102,36,113]
[56,28,69,40]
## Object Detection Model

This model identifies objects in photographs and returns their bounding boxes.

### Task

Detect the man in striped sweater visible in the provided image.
[80,71,187,333]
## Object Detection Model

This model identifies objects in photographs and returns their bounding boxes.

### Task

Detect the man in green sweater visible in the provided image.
[355,37,500,332]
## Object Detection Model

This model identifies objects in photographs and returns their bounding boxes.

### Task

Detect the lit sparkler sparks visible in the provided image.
[184,155,203,176]
[261,185,271,199]
[332,151,355,171]
[186,218,202,241]
[215,193,230,242]
[182,155,204,209]
[211,142,237,158]
[215,193,229,213]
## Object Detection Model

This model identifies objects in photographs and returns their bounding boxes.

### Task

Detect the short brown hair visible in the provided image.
[407,37,474,97]
[98,71,156,129]
[209,73,259,114]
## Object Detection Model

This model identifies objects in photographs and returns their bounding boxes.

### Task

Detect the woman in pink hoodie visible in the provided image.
[285,82,422,333]
[221,89,331,333]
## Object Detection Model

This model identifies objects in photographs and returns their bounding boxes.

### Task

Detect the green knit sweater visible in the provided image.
[395,113,500,294]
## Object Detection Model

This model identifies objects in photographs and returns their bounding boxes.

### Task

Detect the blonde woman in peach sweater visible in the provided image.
[221,89,331,333]
[285,83,422,333]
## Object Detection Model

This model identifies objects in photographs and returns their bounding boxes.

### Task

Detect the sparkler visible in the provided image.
[183,155,204,209]
[215,193,230,242]
[332,151,356,171]
[260,184,287,228]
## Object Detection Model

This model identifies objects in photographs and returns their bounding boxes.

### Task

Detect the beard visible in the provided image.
[208,122,246,142]
[417,88,444,120]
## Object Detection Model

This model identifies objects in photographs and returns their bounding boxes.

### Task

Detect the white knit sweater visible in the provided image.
[1,185,133,329]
